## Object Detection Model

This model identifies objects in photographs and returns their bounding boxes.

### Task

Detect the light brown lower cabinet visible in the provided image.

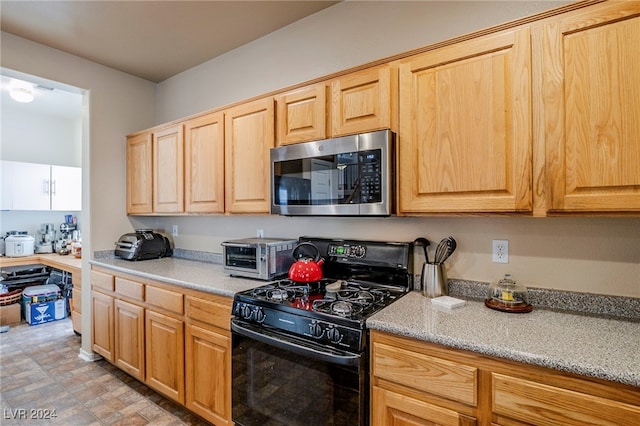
[185,295,233,426]
[145,309,185,403]
[91,266,233,425]
[370,330,640,426]
[71,273,82,334]
[372,386,477,426]
[91,290,114,361]
[114,299,144,381]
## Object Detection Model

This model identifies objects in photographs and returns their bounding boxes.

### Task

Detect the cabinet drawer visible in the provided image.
[372,341,477,406]
[91,270,114,292]
[492,373,640,426]
[185,295,232,330]
[115,277,144,302]
[146,285,183,315]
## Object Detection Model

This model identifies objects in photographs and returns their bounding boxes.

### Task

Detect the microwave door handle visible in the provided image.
[231,320,361,367]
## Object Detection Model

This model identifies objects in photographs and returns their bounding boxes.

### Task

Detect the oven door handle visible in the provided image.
[231,320,361,367]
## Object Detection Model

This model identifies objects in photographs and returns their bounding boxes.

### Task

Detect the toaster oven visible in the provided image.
[221,238,297,280]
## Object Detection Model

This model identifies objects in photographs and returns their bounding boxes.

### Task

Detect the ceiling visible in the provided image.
[0,0,341,83]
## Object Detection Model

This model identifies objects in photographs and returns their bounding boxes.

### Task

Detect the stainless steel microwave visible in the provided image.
[221,238,297,280]
[270,129,394,216]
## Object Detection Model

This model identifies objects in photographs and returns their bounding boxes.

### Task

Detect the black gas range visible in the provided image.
[231,237,413,426]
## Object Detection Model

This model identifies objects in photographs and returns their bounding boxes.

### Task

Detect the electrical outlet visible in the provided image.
[492,240,509,263]
[172,225,179,237]
[257,229,264,238]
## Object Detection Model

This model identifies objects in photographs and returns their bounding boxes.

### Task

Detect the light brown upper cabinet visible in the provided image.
[184,112,225,213]
[224,97,275,213]
[275,65,395,146]
[534,1,640,213]
[398,27,533,214]
[126,132,153,214]
[153,124,184,213]
[331,65,394,137]
[276,83,327,146]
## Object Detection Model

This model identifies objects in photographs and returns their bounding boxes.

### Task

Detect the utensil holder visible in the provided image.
[421,263,447,298]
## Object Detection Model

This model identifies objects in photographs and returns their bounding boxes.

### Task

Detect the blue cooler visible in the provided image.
[22,285,66,325]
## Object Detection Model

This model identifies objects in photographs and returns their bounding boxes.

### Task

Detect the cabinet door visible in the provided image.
[10,161,51,210]
[538,3,640,212]
[1,161,14,210]
[145,310,185,403]
[331,66,392,137]
[71,284,82,335]
[492,373,640,426]
[276,83,327,145]
[185,112,225,213]
[126,133,153,214]
[114,299,145,381]
[91,291,114,362]
[398,28,532,213]
[185,324,231,425]
[224,97,274,213]
[51,165,81,211]
[372,386,477,426]
[153,124,184,213]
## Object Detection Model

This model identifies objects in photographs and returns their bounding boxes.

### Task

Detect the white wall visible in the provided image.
[156,1,568,122]
[1,109,81,166]
[151,1,639,298]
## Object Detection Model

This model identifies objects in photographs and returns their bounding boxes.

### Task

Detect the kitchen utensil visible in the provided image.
[422,262,447,298]
[288,242,324,283]
[484,274,532,313]
[434,236,457,264]
[413,237,431,264]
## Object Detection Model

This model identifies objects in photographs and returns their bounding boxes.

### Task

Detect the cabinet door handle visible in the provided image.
[44,179,50,195]
[51,180,56,195]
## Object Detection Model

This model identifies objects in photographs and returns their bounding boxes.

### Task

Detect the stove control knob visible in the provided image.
[254,308,266,323]
[310,322,323,338]
[239,305,253,320]
[326,327,341,343]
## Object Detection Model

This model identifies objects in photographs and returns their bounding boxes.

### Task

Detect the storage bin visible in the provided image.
[22,285,66,326]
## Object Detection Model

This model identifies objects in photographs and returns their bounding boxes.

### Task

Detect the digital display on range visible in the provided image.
[328,244,366,259]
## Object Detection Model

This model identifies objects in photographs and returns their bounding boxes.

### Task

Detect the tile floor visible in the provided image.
[0,317,209,425]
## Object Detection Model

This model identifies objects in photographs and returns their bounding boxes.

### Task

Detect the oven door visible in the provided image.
[231,319,366,426]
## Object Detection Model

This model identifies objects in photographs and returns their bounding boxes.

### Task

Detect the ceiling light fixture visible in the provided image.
[10,87,35,103]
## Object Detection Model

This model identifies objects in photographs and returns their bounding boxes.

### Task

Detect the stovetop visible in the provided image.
[235,278,406,323]
[231,237,413,353]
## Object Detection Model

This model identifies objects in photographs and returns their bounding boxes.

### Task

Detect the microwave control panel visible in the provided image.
[359,149,382,203]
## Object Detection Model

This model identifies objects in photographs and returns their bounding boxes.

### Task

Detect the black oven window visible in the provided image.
[233,334,363,426]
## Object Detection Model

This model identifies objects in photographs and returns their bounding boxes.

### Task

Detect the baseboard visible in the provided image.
[78,348,102,362]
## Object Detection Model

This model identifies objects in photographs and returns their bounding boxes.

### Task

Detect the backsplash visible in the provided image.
[93,249,639,321]
[448,279,640,321]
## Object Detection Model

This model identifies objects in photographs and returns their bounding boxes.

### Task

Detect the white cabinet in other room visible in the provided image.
[0,161,81,211]
[50,165,82,211]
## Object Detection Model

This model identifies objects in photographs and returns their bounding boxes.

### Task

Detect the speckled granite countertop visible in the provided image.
[90,255,639,387]
[89,257,260,297]
[368,291,640,387]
